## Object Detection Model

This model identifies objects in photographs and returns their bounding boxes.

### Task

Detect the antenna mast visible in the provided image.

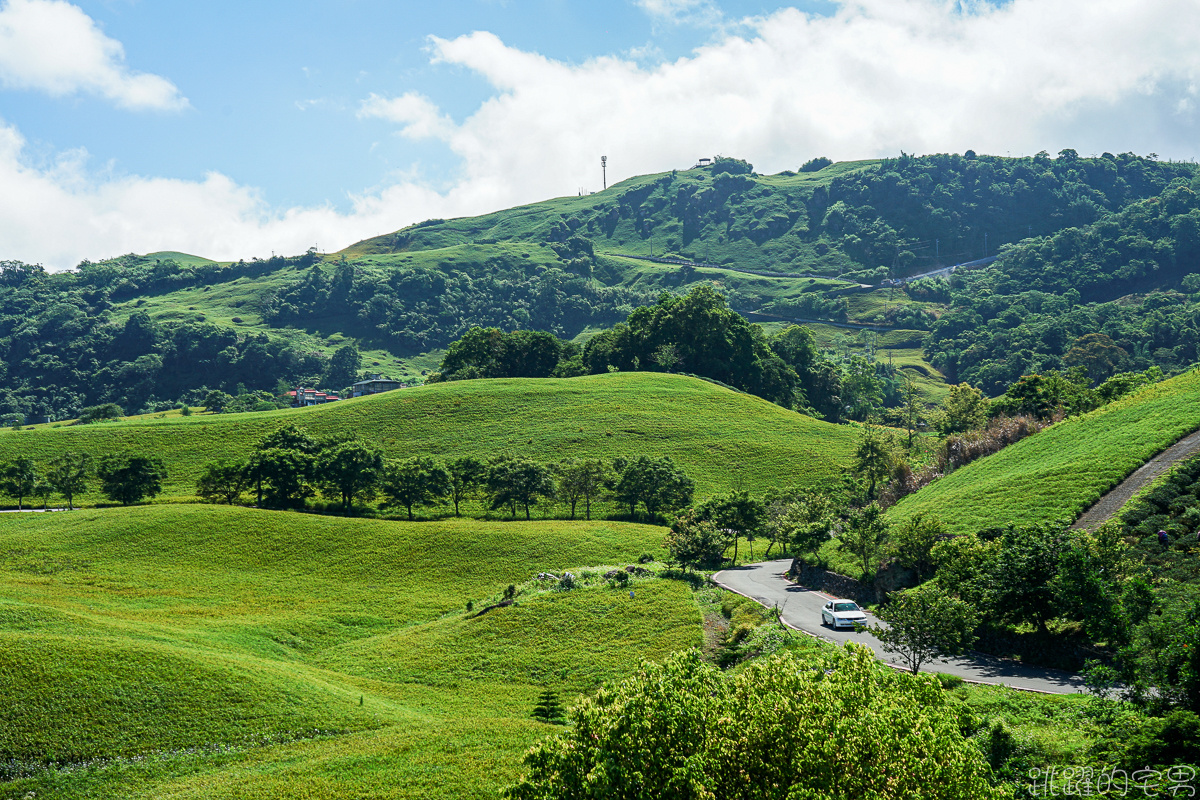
[601,155,607,190]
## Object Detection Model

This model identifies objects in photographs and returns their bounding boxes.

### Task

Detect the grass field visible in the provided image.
[1,372,859,507]
[0,504,700,798]
[888,367,1200,535]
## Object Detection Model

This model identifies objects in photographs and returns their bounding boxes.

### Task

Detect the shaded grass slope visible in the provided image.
[888,368,1200,535]
[0,372,859,504]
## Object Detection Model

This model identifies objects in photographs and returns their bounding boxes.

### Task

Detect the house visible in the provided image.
[291,387,340,407]
[351,376,406,398]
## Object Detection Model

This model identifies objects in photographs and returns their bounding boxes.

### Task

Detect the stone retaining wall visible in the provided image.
[786,559,917,606]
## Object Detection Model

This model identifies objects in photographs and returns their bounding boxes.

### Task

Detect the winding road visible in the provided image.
[713,559,1085,694]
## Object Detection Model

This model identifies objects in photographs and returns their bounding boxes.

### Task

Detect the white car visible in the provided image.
[821,599,868,630]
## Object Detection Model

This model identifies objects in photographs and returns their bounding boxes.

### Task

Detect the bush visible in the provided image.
[504,647,1005,800]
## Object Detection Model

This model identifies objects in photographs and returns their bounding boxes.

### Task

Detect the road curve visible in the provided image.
[713,559,1085,694]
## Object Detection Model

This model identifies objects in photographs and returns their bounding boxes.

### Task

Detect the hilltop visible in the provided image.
[0,371,859,505]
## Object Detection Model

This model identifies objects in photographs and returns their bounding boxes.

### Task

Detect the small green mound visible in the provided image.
[0,635,374,767]
[322,578,701,692]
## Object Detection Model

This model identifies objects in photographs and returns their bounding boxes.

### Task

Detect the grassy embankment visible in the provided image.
[0,372,859,508]
[888,367,1200,535]
[0,504,700,798]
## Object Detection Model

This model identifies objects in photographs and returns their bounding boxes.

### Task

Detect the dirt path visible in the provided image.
[1072,427,1200,530]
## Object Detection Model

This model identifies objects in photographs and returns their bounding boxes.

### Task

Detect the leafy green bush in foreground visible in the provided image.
[505,645,1003,800]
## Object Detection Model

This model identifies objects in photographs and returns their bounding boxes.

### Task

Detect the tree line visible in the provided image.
[0,452,167,510]
[429,285,900,423]
[195,423,695,521]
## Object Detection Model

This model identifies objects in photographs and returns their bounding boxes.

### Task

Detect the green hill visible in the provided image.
[0,504,699,798]
[888,367,1200,535]
[1,372,859,506]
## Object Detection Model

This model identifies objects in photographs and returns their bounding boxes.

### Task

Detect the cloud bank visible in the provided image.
[0,0,188,110]
[4,0,1200,268]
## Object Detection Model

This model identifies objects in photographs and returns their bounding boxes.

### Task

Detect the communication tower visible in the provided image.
[601,156,607,190]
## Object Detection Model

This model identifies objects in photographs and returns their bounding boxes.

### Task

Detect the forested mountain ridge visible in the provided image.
[1,151,1198,422]
[924,178,1200,393]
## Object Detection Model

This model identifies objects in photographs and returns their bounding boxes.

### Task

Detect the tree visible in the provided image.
[446,456,486,517]
[202,390,234,414]
[76,403,123,424]
[196,459,250,504]
[531,689,566,725]
[839,502,889,579]
[556,458,612,520]
[694,491,765,562]
[650,343,680,373]
[888,512,945,583]
[982,522,1067,634]
[766,490,836,558]
[32,478,54,510]
[0,457,37,510]
[870,584,980,674]
[96,452,168,505]
[934,383,988,434]
[381,457,451,520]
[504,647,1005,800]
[46,451,90,510]
[612,455,694,519]
[851,424,897,498]
[486,457,554,520]
[664,508,727,569]
[244,447,314,508]
[325,343,362,389]
[315,439,383,509]
[900,372,923,448]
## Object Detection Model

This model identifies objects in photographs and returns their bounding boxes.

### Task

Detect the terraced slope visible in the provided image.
[1,372,859,504]
[887,368,1200,535]
[0,504,699,798]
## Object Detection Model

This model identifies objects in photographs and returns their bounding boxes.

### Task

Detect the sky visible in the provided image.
[1,0,1198,269]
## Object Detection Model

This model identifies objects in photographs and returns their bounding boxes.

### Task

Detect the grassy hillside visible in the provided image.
[2,372,859,505]
[0,504,700,798]
[888,367,1200,535]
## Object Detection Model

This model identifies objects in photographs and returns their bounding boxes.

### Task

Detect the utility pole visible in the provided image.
[984,232,988,256]
[601,156,607,191]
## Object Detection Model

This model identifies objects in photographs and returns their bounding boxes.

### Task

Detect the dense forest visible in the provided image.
[261,249,655,354]
[0,257,329,422]
[921,179,1200,393]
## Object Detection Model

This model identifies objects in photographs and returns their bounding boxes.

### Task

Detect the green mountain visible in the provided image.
[2,151,1196,423]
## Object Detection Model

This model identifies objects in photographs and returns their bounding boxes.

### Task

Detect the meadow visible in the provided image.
[0,372,860,506]
[888,367,1200,535]
[0,504,701,798]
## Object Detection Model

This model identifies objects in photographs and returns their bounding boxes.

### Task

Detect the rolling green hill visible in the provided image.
[0,503,700,798]
[1,372,859,506]
[888,367,1200,535]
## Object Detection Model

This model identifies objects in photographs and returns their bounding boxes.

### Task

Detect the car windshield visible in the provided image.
[834,602,860,612]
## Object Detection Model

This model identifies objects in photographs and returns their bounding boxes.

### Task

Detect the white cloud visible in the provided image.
[635,0,723,26]
[5,0,1200,269]
[0,0,187,110]
[358,92,455,139]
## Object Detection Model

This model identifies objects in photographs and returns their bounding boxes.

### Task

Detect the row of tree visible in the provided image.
[0,452,167,509]
[196,424,695,520]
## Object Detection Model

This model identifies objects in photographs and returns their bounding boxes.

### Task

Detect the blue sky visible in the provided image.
[1,0,1198,268]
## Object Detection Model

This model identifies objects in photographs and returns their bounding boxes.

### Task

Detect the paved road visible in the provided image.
[713,559,1085,694]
